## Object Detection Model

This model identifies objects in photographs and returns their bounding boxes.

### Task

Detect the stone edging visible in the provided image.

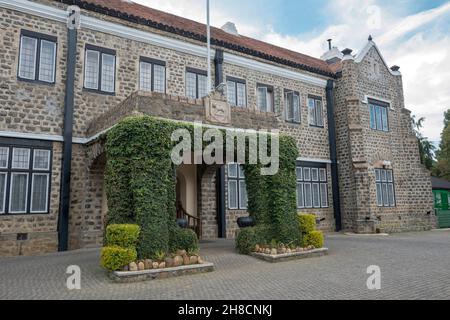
[109,262,215,283]
[250,248,328,263]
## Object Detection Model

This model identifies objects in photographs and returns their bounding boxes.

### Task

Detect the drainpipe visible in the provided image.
[214,49,224,87]
[216,166,226,238]
[326,79,342,231]
[58,7,79,251]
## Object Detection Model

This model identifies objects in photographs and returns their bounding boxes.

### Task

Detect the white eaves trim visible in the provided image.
[297,157,332,164]
[1,0,329,88]
[354,41,401,76]
[0,130,88,144]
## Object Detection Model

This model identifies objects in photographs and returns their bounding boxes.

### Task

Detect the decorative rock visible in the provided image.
[287,248,292,254]
[144,259,153,270]
[255,245,260,252]
[174,256,183,267]
[198,257,204,264]
[138,262,145,271]
[129,262,138,272]
[152,262,159,269]
[159,262,166,269]
[165,258,174,268]
[189,256,199,265]
[176,250,187,256]
[183,255,191,265]
[265,248,271,254]
[122,265,129,271]
[280,247,287,254]
[270,248,277,255]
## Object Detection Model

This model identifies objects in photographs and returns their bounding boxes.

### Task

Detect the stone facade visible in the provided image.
[0,0,434,256]
[334,46,435,233]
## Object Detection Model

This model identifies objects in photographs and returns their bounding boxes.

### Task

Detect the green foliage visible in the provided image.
[298,214,316,234]
[105,224,140,248]
[100,246,137,271]
[236,228,259,255]
[170,228,199,253]
[435,110,450,179]
[411,115,436,171]
[302,231,324,249]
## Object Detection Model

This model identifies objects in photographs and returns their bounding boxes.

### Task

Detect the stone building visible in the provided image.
[0,0,435,256]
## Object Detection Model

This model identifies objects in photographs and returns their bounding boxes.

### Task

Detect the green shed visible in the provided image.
[432,176,450,228]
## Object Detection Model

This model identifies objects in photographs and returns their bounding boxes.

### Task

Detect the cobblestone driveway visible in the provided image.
[1,230,449,300]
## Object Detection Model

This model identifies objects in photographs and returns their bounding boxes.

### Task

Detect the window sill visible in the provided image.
[17,77,56,86]
[309,125,325,129]
[82,87,116,96]
[0,212,51,217]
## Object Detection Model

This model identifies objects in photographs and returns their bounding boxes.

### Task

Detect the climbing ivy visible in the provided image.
[105,115,300,258]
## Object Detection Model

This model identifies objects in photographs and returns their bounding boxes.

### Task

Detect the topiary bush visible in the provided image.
[105,224,140,248]
[170,228,199,253]
[236,227,258,255]
[302,231,324,249]
[100,246,137,271]
[298,214,316,234]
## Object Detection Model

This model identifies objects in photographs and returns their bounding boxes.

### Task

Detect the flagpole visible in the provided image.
[206,0,212,93]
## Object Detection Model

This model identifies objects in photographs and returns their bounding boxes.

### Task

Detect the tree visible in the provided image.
[411,115,435,170]
[434,109,450,179]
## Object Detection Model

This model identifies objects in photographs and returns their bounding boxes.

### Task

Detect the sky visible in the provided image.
[130,0,450,144]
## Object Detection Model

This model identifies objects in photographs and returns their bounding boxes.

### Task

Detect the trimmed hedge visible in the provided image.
[100,246,137,271]
[236,227,259,254]
[170,228,199,253]
[298,214,316,234]
[302,231,324,249]
[105,224,140,248]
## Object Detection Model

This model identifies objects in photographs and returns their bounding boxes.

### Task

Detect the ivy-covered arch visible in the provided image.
[105,116,300,259]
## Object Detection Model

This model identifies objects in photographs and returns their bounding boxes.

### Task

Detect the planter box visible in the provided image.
[109,262,215,283]
[250,248,328,263]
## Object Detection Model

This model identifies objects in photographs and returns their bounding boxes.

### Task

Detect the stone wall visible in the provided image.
[334,45,435,233]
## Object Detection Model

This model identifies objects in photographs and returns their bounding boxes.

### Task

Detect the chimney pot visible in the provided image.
[391,65,400,72]
[342,48,353,56]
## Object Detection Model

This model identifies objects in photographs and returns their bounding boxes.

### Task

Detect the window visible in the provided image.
[375,168,395,207]
[228,163,248,210]
[369,100,389,132]
[257,84,274,112]
[308,96,324,127]
[84,45,116,93]
[139,57,166,93]
[297,163,328,209]
[227,77,246,108]
[18,30,57,83]
[285,90,300,123]
[186,68,208,99]
[0,139,52,215]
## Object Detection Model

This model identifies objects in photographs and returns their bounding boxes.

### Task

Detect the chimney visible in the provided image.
[341,48,354,61]
[320,39,343,64]
[221,22,239,36]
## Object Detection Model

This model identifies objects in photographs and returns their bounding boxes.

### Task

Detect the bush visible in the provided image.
[170,228,199,253]
[302,231,324,249]
[236,227,258,254]
[100,246,137,271]
[105,224,140,248]
[298,214,316,234]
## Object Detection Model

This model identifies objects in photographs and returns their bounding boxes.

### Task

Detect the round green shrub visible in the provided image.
[236,227,258,255]
[302,231,324,249]
[170,228,199,253]
[298,214,316,234]
[105,224,140,248]
[100,246,137,271]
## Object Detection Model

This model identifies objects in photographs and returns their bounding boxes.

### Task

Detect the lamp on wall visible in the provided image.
[382,160,392,168]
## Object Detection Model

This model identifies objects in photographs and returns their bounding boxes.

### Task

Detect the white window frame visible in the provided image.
[228,163,247,210]
[30,173,49,213]
[285,90,301,123]
[0,147,9,169]
[186,68,208,99]
[11,148,30,170]
[0,173,7,214]
[297,164,329,209]
[18,36,38,80]
[84,49,100,90]
[139,58,166,93]
[257,84,274,113]
[375,168,396,207]
[9,172,29,214]
[100,53,116,93]
[308,96,324,127]
[33,149,51,171]
[84,45,116,94]
[227,77,247,108]
[38,40,57,83]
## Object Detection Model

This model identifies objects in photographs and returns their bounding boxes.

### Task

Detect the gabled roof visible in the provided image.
[432,176,450,190]
[55,0,336,77]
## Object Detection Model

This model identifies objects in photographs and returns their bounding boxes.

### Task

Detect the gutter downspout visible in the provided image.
[326,79,342,231]
[58,7,79,251]
[214,49,224,87]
